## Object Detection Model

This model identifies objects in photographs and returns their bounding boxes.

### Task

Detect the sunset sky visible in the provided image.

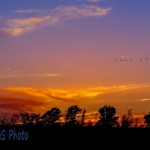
[0,0,150,115]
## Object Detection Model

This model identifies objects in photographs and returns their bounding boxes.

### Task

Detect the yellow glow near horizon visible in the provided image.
[0,83,148,115]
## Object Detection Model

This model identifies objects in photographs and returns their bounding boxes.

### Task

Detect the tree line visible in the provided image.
[0,105,150,128]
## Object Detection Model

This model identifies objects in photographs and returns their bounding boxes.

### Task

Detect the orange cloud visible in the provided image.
[0,5,112,36]
[0,83,149,115]
[139,98,150,102]
[0,98,45,113]
[5,83,150,103]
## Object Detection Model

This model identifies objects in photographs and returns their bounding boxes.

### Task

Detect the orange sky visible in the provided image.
[0,83,150,116]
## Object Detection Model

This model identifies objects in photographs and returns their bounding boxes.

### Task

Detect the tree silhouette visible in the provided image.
[0,116,8,125]
[20,112,41,125]
[133,117,140,128]
[65,105,82,126]
[29,113,41,125]
[0,105,147,128]
[86,120,93,127]
[80,109,86,126]
[121,109,134,128]
[96,105,118,128]
[144,112,150,127]
[20,112,30,125]
[9,113,20,125]
[42,108,61,126]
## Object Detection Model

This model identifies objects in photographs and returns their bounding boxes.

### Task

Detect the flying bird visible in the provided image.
[114,56,149,62]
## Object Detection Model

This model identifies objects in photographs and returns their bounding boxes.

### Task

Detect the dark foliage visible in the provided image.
[65,105,82,126]
[121,109,134,128]
[144,112,150,127]
[42,108,61,126]
[96,105,119,128]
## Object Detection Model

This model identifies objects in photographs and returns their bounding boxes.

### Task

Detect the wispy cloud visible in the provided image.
[6,83,150,101]
[6,87,100,101]
[0,83,149,114]
[45,73,61,77]
[0,5,112,36]
[1,16,60,36]
[14,9,44,14]
[0,98,45,113]
[85,83,150,94]
[0,70,61,79]
[55,5,112,18]
[88,0,101,3]
[139,98,150,102]
[0,75,20,79]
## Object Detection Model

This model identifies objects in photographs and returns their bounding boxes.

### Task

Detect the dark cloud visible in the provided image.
[0,98,47,113]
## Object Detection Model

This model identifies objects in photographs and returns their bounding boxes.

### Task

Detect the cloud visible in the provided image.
[6,87,100,101]
[0,87,84,114]
[0,83,149,114]
[1,16,60,36]
[45,73,61,77]
[0,74,20,79]
[55,5,112,18]
[0,89,52,114]
[88,0,101,3]
[14,9,44,14]
[85,83,150,94]
[0,98,45,113]
[0,70,61,79]
[0,5,112,36]
[5,83,150,102]
[0,69,20,79]
[139,98,150,102]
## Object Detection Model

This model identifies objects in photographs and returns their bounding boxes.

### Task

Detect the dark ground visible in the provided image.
[0,126,149,149]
